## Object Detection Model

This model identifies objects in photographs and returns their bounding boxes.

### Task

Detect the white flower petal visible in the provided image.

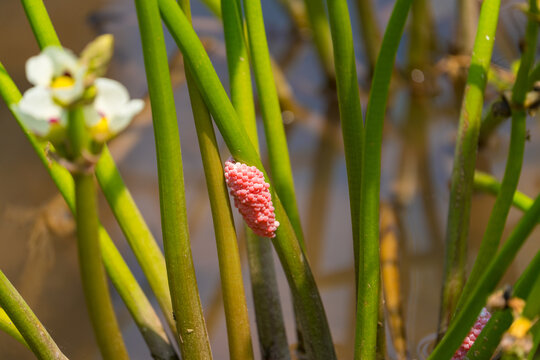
[26,53,54,86]
[108,99,144,134]
[18,87,62,121]
[83,106,102,127]
[94,78,129,117]
[43,46,79,77]
[12,105,51,136]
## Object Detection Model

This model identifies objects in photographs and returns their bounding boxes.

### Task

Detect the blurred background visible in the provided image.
[1,0,539,358]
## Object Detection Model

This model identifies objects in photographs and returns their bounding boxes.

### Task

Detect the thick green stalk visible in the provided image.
[95,149,175,335]
[473,171,535,214]
[0,308,29,350]
[355,0,381,73]
[133,0,211,357]
[245,231,291,360]
[355,0,412,357]
[20,0,176,340]
[178,0,255,358]
[468,249,540,359]
[458,0,538,314]
[429,193,540,359]
[438,0,501,337]
[243,0,305,247]
[73,171,129,360]
[301,0,335,78]
[221,0,290,357]
[159,0,335,357]
[0,65,176,359]
[20,0,61,48]
[326,0,364,281]
[0,271,67,360]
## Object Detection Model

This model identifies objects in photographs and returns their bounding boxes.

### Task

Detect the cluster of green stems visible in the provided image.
[1,0,540,359]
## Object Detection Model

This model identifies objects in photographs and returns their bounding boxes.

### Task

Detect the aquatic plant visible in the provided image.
[0,0,539,359]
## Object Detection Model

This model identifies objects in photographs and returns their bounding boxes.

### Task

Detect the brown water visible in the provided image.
[1,0,539,359]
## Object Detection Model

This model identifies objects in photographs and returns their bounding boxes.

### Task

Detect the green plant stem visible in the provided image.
[133,0,212,357]
[159,0,335,357]
[0,271,67,360]
[178,0,255,358]
[95,149,175,336]
[468,249,540,359]
[99,228,178,360]
[428,192,540,359]
[355,0,381,73]
[473,171,535,214]
[245,231,291,360]
[355,0,412,357]
[221,0,290,357]
[20,0,61,48]
[68,107,128,360]
[20,0,176,341]
[0,64,178,359]
[478,96,511,145]
[326,0,364,282]
[438,0,501,338]
[0,308,30,350]
[456,0,537,321]
[243,0,305,248]
[301,0,335,79]
[527,61,540,89]
[455,0,478,55]
[528,322,540,360]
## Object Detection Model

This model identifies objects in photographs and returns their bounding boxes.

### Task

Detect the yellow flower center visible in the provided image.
[51,75,75,88]
[91,117,110,138]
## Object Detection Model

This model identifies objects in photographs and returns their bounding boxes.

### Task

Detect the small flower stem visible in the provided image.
[473,171,535,215]
[176,0,255,358]
[455,0,537,322]
[437,0,501,338]
[133,0,212,357]
[18,0,178,343]
[467,249,540,360]
[158,1,335,357]
[243,0,305,248]
[0,308,30,350]
[354,0,381,74]
[69,107,129,360]
[221,0,290,356]
[355,0,412,357]
[0,271,68,360]
[429,192,540,359]
[326,0,364,284]
[0,64,178,359]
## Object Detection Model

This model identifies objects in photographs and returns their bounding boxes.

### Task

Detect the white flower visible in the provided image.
[12,86,67,138]
[25,46,86,105]
[84,78,144,142]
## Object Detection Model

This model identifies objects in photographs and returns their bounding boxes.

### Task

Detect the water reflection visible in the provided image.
[1,0,540,359]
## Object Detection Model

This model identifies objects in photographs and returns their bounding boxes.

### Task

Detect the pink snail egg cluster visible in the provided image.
[224,159,279,238]
[452,307,491,360]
